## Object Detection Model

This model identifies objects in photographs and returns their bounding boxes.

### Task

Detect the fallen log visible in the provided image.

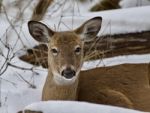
[19,31,150,68]
[85,30,150,60]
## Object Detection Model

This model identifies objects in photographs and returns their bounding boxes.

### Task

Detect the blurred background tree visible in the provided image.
[90,0,120,11]
[31,0,53,21]
[0,0,2,12]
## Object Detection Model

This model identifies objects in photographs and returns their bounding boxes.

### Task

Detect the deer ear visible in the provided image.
[75,17,102,42]
[28,21,54,43]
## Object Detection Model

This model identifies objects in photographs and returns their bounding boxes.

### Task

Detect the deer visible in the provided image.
[24,17,150,113]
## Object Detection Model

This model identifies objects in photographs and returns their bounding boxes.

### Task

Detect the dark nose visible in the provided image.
[62,68,76,79]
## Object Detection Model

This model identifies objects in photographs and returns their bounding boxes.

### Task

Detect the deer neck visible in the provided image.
[42,69,79,101]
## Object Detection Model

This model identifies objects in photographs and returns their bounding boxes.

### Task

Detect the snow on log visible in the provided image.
[23,101,147,113]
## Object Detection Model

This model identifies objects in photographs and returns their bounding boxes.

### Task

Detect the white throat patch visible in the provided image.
[53,71,79,86]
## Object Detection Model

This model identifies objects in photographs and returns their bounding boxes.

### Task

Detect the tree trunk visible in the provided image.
[85,31,150,60]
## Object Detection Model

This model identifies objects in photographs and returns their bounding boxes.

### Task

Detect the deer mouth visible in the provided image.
[63,74,75,79]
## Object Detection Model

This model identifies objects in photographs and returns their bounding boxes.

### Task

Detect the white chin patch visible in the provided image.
[53,72,77,85]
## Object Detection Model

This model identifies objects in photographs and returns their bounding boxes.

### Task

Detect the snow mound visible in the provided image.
[82,54,150,70]
[24,101,148,113]
[120,0,150,8]
[41,6,150,37]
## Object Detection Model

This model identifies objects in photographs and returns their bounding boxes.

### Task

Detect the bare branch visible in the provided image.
[7,63,34,71]
[15,72,36,89]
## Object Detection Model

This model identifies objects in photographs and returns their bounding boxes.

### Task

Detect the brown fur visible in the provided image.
[42,70,78,100]
[42,32,82,100]
[43,63,150,111]
[79,63,150,111]
[47,32,84,76]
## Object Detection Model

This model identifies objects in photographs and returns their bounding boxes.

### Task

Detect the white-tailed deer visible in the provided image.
[27,17,150,112]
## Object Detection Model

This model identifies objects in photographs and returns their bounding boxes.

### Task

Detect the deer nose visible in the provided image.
[62,68,76,79]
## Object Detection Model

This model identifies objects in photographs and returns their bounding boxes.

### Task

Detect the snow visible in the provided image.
[0,57,47,113]
[1,6,150,54]
[46,0,101,17]
[120,0,150,8]
[82,54,150,70]
[46,6,150,36]
[0,0,150,113]
[24,101,148,113]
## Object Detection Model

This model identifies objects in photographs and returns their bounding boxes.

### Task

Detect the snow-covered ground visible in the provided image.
[0,0,150,113]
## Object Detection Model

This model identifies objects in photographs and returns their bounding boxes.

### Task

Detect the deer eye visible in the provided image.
[74,46,81,55]
[51,48,58,56]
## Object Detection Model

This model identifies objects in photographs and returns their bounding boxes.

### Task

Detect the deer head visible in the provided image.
[28,17,102,85]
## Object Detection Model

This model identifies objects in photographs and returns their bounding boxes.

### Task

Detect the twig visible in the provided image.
[7,62,45,73]
[0,45,14,76]
[7,63,34,71]
[0,77,17,87]
[2,5,25,51]
[15,72,36,89]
